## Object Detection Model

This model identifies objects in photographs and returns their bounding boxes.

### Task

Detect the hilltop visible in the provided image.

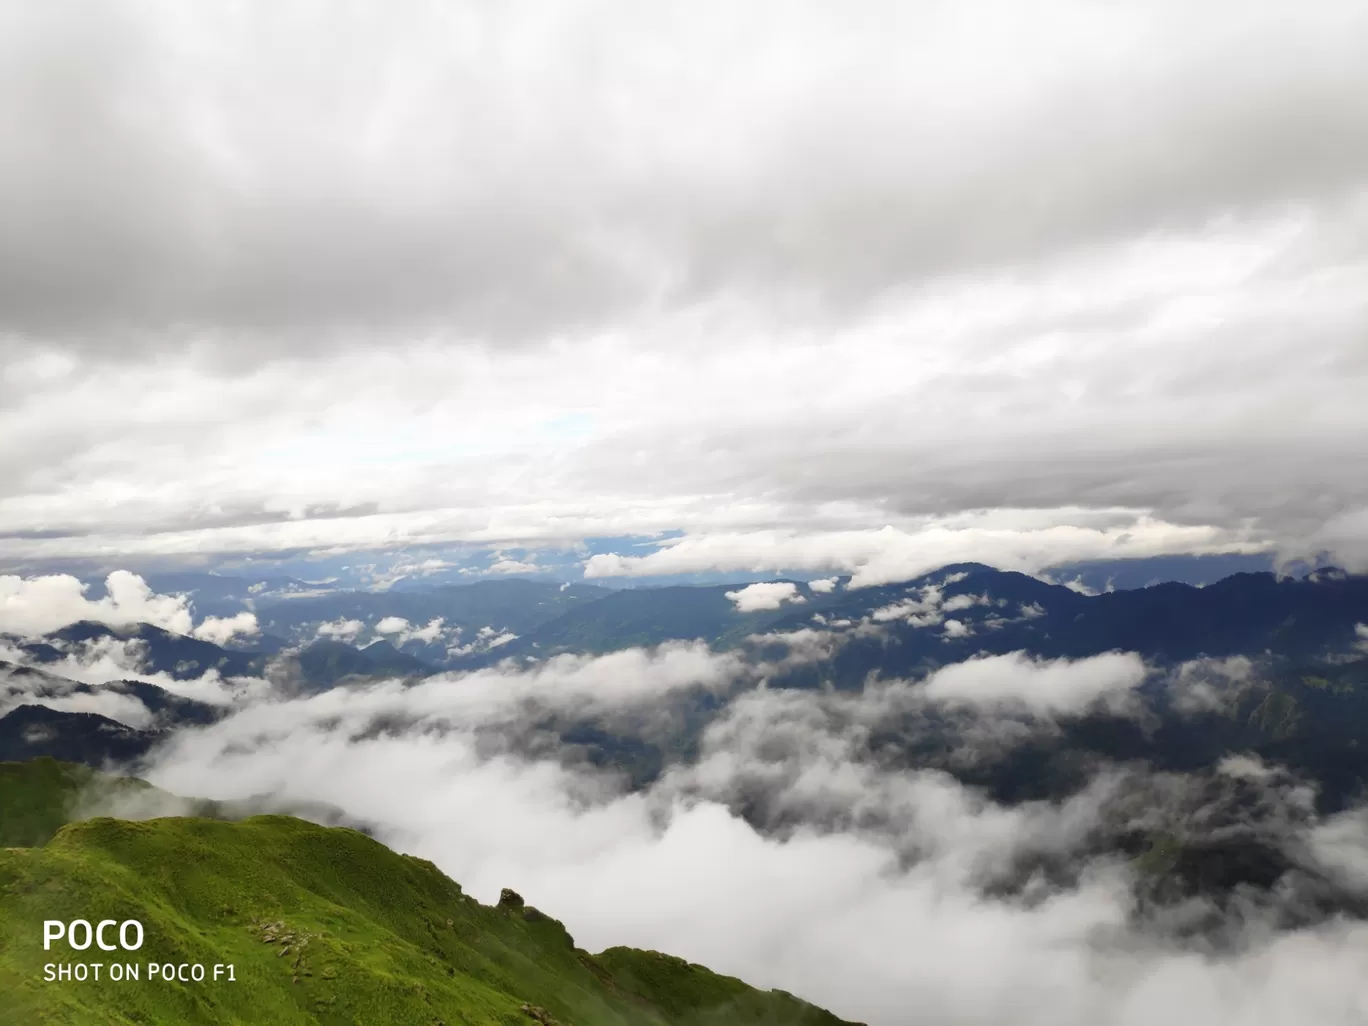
[0,760,859,1026]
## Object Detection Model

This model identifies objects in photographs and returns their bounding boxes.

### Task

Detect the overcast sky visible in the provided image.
[2,0,1367,582]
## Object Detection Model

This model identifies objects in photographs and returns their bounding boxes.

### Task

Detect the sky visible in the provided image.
[7,9,1368,1021]
[3,0,1368,585]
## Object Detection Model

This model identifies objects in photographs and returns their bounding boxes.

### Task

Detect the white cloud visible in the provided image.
[1217,754,1278,781]
[1311,807,1368,891]
[32,689,154,729]
[0,570,195,638]
[870,601,942,628]
[942,593,983,613]
[191,611,259,646]
[584,521,1272,588]
[488,558,540,575]
[920,651,1148,717]
[869,582,947,627]
[0,633,266,709]
[0,661,155,728]
[745,628,846,670]
[157,641,743,743]
[368,615,450,646]
[808,577,839,593]
[316,618,365,642]
[1061,578,1101,596]
[403,617,446,645]
[1355,623,1368,653]
[725,582,806,613]
[0,569,265,647]
[1166,655,1254,715]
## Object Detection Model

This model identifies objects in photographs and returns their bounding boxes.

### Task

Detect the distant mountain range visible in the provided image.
[43,548,1279,598]
[13,564,1368,686]
[121,563,1368,675]
[4,563,1367,810]
[4,620,267,678]
[449,563,1368,673]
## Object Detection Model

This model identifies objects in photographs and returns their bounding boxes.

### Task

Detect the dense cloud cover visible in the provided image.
[113,642,1368,1026]
[0,0,1366,578]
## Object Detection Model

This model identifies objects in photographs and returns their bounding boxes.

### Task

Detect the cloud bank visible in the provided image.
[136,642,1368,1026]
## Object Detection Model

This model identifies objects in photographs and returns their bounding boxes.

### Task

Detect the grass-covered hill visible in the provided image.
[0,760,859,1026]
[1,758,162,849]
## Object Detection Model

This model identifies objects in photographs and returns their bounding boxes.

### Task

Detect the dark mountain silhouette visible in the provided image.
[746,566,1368,687]
[23,620,265,679]
[489,581,813,658]
[290,638,434,689]
[0,704,161,765]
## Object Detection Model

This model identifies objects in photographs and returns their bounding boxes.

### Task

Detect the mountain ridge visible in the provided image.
[0,759,861,1026]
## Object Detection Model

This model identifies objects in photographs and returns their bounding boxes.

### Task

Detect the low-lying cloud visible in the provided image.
[134,642,1368,1026]
[921,651,1148,718]
[725,581,806,612]
[190,610,260,646]
[375,615,447,645]
[0,661,156,729]
[0,632,267,718]
[315,617,365,642]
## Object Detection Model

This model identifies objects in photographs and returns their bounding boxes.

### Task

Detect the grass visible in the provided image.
[596,948,856,1026]
[1248,690,1302,740]
[0,760,861,1026]
[0,758,162,848]
[1131,831,1183,876]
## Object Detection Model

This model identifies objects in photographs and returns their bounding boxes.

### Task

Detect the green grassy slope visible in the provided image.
[596,949,854,1026]
[0,759,162,849]
[0,761,861,1026]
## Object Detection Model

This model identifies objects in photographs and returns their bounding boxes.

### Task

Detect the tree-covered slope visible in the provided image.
[0,763,859,1026]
